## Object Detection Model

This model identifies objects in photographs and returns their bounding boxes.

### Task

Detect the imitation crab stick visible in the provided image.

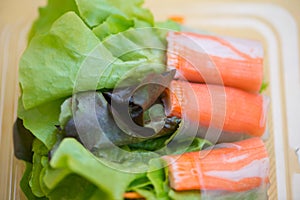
[163,81,268,137]
[162,137,269,192]
[167,32,264,93]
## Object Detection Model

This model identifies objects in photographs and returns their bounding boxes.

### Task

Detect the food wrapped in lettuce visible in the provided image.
[13,0,270,199]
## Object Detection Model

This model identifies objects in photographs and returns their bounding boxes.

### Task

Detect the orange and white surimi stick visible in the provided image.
[162,137,269,192]
[163,81,268,137]
[167,32,264,93]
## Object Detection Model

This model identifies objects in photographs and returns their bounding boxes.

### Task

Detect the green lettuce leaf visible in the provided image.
[18,98,64,149]
[134,188,157,200]
[260,81,269,93]
[28,0,153,41]
[127,176,152,191]
[20,11,166,110]
[28,0,79,41]
[147,158,169,199]
[28,0,155,40]
[75,0,153,28]
[29,140,49,197]
[20,162,47,200]
[92,14,134,40]
[43,138,144,200]
[154,20,181,44]
[19,0,176,150]
[58,98,72,129]
[128,134,172,151]
[75,0,154,28]
[100,30,157,62]
[20,12,100,109]
[155,20,181,31]
[164,137,212,155]
[46,174,100,200]
[168,190,201,200]
[107,0,153,25]
[75,0,125,27]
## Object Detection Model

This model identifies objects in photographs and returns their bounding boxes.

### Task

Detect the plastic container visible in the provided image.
[1,0,300,199]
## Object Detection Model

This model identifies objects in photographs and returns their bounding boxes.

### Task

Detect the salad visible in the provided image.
[13,0,270,199]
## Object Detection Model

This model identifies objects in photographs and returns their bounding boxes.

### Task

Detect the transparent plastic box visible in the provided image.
[1,0,300,199]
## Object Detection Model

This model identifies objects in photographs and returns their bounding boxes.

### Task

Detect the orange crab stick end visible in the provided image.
[163,81,268,137]
[162,137,269,192]
[167,32,264,93]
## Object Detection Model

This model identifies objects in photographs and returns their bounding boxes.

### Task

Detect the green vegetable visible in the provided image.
[46,174,100,200]
[28,0,79,41]
[92,14,134,40]
[127,176,152,191]
[91,148,160,174]
[20,162,47,200]
[18,98,64,149]
[134,189,157,200]
[168,190,201,200]
[260,81,269,93]
[128,134,172,151]
[147,158,169,199]
[154,20,181,44]
[164,137,212,155]
[44,138,144,200]
[30,140,48,197]
[75,0,153,28]
[57,98,72,129]
[15,0,205,199]
[18,0,179,149]
[20,8,166,110]
[20,12,101,109]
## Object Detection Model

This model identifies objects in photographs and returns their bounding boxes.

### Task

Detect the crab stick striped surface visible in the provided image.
[162,137,269,192]
[163,81,268,137]
[167,32,264,93]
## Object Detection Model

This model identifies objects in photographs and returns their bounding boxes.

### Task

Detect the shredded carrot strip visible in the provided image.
[168,15,185,24]
[123,192,144,199]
